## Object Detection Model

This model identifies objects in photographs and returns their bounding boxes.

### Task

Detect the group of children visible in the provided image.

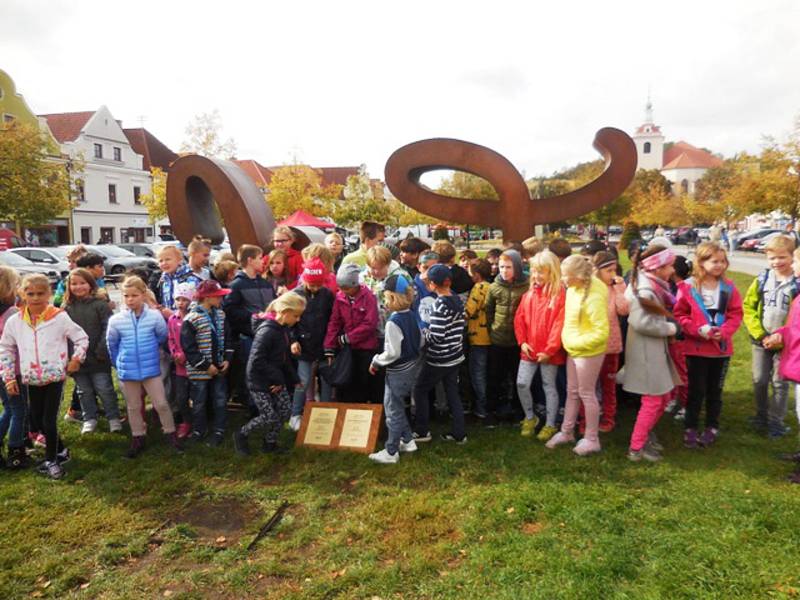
[1,221,800,482]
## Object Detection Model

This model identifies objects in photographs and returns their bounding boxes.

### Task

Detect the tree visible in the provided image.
[266,163,342,220]
[138,167,167,223]
[438,171,498,201]
[329,166,394,226]
[0,122,75,232]
[180,109,237,159]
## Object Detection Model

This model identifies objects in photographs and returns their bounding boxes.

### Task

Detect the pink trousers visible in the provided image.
[562,355,605,443]
[629,393,672,451]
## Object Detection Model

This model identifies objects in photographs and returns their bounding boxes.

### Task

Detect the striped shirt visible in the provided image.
[424,294,465,367]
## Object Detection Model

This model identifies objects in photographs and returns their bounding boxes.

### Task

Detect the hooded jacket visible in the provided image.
[293,284,335,361]
[223,271,276,337]
[181,304,234,380]
[513,284,566,364]
[247,317,300,390]
[324,285,379,352]
[64,296,113,374]
[107,305,167,381]
[486,250,529,347]
[561,277,609,358]
[674,277,743,358]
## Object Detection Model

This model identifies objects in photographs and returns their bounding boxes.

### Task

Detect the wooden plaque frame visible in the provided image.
[295,402,384,454]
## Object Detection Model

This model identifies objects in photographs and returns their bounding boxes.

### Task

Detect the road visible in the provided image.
[673,245,764,276]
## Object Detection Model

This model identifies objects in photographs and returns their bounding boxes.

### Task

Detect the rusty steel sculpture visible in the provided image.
[165,127,636,250]
[384,127,637,242]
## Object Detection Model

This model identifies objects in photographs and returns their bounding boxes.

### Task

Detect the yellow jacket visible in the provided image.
[561,277,609,357]
[465,281,490,346]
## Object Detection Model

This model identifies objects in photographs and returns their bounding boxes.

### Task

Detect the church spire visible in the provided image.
[644,91,654,124]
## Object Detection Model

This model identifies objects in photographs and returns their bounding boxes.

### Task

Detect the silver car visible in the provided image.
[8,247,71,279]
[0,251,60,286]
[64,244,158,276]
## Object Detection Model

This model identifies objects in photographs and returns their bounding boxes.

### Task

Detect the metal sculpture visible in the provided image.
[384,127,637,241]
[166,154,275,252]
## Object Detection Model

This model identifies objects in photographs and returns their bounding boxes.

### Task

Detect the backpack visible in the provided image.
[756,269,800,300]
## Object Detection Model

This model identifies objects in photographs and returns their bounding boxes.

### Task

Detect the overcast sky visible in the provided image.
[3,0,799,182]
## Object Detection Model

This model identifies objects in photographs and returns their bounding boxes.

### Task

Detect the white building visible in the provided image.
[40,106,155,244]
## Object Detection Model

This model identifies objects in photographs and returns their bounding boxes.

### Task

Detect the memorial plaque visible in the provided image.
[295,402,383,453]
[300,406,338,448]
[339,409,377,450]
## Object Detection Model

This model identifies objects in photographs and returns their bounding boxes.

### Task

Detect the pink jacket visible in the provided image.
[605,280,630,355]
[777,295,800,382]
[324,285,379,351]
[674,278,743,358]
[167,312,187,377]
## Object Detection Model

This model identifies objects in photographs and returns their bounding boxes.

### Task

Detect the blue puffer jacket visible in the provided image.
[107,305,167,381]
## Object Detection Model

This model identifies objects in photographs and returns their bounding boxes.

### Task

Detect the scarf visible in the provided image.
[644,273,676,310]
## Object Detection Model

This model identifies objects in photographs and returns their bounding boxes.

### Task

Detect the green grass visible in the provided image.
[3,269,800,599]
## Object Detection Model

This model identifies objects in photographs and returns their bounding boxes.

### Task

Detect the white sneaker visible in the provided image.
[81,419,97,434]
[108,418,123,433]
[399,439,418,453]
[289,415,302,432]
[369,448,399,464]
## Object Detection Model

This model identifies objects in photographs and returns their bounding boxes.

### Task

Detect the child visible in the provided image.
[324,264,380,403]
[54,244,87,307]
[465,259,492,420]
[302,243,339,293]
[514,250,566,441]
[398,237,429,279]
[546,255,608,456]
[674,242,743,448]
[63,268,122,434]
[485,248,502,282]
[107,276,180,458]
[412,264,467,444]
[154,245,201,318]
[181,280,234,446]
[592,251,630,432]
[413,251,439,327]
[0,267,26,469]
[368,275,421,463]
[0,274,88,479]
[743,234,799,437]
[361,245,411,338]
[486,250,529,425]
[266,249,289,295]
[668,255,692,419]
[233,293,306,455]
[266,226,304,288]
[432,240,473,298]
[213,260,239,288]
[187,235,212,281]
[325,232,345,273]
[167,283,196,439]
[289,258,335,431]
[621,245,682,461]
[459,249,479,271]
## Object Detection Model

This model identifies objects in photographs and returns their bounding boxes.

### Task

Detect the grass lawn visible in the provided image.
[3,268,800,599]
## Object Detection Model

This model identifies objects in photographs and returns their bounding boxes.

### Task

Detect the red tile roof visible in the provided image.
[233,159,274,188]
[662,141,723,170]
[123,128,178,171]
[38,111,94,143]
[316,166,360,187]
[635,124,662,135]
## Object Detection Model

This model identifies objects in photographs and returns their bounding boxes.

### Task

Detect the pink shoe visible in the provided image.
[573,438,601,456]
[176,422,192,439]
[545,431,575,449]
[34,433,46,448]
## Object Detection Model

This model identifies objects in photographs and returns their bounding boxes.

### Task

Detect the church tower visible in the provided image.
[633,97,665,171]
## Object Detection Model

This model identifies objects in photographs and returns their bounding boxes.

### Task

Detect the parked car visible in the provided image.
[8,247,71,278]
[118,243,158,258]
[0,228,26,251]
[755,231,797,253]
[737,229,783,251]
[670,227,699,245]
[0,251,60,286]
[64,244,158,276]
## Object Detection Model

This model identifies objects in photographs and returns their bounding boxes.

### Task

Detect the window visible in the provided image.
[113,147,121,161]
[80,227,92,244]
[643,142,651,154]
[681,179,689,194]
[76,179,85,202]
[100,227,115,244]
[133,186,141,205]
[94,143,103,159]
[108,183,117,204]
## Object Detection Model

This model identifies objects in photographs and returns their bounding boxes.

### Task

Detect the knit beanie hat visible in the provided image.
[174,282,196,301]
[301,257,327,286]
[336,263,361,288]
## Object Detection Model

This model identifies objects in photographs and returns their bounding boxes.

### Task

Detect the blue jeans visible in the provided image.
[413,362,465,440]
[73,371,120,421]
[468,346,489,417]
[384,365,417,454]
[292,360,332,417]
[190,376,228,436]
[0,382,26,449]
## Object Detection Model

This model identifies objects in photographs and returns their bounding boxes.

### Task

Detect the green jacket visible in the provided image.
[486,275,529,347]
[743,277,767,342]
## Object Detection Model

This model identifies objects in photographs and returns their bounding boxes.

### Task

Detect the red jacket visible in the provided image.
[324,285,379,351]
[674,278,743,358]
[262,247,304,290]
[513,285,566,364]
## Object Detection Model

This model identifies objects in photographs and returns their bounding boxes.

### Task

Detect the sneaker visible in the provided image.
[683,429,699,449]
[31,433,46,448]
[520,417,538,437]
[412,431,432,443]
[440,433,467,444]
[109,418,123,433]
[537,425,558,442]
[628,447,662,462]
[207,432,224,447]
[81,419,98,435]
[289,415,302,432]
[63,409,82,424]
[598,421,615,433]
[545,431,575,449]
[673,408,686,422]
[699,428,719,447]
[6,447,28,470]
[56,448,71,465]
[369,448,399,464]
[175,422,192,439]
[481,414,499,429]
[233,430,250,456]
[768,424,791,439]
[261,440,289,454]
[647,432,664,452]
[573,438,601,456]
[41,460,64,480]
[398,439,418,453]
[664,399,678,414]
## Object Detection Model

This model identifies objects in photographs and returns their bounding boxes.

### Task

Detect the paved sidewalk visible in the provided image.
[674,245,763,276]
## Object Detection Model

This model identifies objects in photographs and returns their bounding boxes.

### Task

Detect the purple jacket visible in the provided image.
[324,285,379,351]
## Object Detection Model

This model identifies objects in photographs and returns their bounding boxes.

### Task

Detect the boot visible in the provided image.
[261,440,289,454]
[125,436,146,459]
[6,446,29,470]
[233,430,250,456]
[166,432,184,454]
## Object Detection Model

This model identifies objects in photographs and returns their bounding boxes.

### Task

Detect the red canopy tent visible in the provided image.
[277,210,335,229]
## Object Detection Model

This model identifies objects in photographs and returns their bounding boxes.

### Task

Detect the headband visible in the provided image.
[595,257,617,270]
[641,248,675,272]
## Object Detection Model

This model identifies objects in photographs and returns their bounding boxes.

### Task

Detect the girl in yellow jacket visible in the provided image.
[546,255,609,456]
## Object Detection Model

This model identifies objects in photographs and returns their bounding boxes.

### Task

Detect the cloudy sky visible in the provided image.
[3,0,799,182]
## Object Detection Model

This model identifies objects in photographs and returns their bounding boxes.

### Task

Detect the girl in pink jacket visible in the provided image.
[167,283,196,439]
[674,242,743,449]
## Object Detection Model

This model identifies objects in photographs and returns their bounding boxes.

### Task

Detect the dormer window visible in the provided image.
[645,127,651,133]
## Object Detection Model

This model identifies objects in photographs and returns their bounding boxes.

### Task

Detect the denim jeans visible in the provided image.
[413,362,465,440]
[0,381,26,449]
[170,374,193,424]
[190,375,228,436]
[292,359,332,417]
[468,346,489,417]
[73,371,120,421]
[384,365,417,454]
[751,345,788,427]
